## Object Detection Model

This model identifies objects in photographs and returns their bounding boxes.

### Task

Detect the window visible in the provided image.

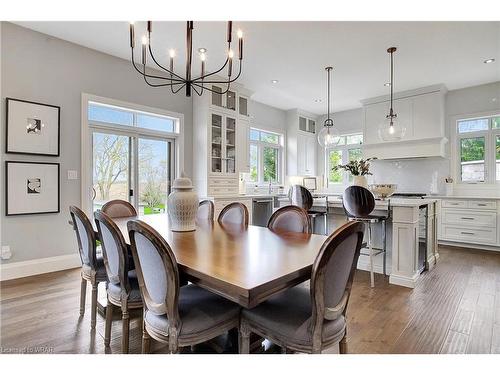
[87,99,180,215]
[326,133,363,186]
[456,115,500,183]
[248,128,283,184]
[89,102,177,133]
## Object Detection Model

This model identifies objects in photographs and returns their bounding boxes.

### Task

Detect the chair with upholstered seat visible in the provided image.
[267,206,311,234]
[101,199,137,218]
[94,211,143,353]
[342,185,390,288]
[289,185,328,235]
[69,206,108,330]
[239,221,364,354]
[217,202,249,227]
[197,200,214,221]
[127,219,241,354]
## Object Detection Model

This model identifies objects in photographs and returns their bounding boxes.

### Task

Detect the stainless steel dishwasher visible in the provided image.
[252,198,274,227]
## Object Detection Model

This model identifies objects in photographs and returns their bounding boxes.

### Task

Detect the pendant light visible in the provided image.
[378,47,406,141]
[317,67,340,148]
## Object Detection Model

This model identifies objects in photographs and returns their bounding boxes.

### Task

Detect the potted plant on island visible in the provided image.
[332,157,377,188]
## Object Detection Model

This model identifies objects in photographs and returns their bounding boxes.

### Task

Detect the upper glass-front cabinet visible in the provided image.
[210,113,237,175]
[299,116,316,134]
[211,85,236,112]
[239,96,249,117]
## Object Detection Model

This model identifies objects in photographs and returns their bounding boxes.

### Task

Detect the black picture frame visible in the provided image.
[5,161,60,216]
[5,97,61,156]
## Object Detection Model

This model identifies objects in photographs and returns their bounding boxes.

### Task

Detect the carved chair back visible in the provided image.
[218,202,249,227]
[197,200,214,221]
[310,221,364,343]
[70,206,97,269]
[127,220,180,326]
[267,205,311,234]
[101,199,137,218]
[94,211,131,295]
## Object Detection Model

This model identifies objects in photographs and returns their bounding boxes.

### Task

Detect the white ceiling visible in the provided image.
[14,21,500,115]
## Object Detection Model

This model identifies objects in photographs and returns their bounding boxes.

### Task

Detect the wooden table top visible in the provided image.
[112,214,327,308]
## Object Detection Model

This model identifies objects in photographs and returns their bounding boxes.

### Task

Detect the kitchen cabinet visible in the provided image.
[438,198,499,248]
[286,109,319,177]
[193,79,253,197]
[361,85,448,159]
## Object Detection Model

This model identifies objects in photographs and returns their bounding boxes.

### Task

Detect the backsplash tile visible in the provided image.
[368,158,450,194]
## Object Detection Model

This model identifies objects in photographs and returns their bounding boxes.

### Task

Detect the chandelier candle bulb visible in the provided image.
[129,22,135,48]
[238,36,243,60]
[141,36,148,65]
[147,21,152,33]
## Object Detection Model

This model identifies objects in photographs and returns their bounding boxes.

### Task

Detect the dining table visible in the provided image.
[109,213,328,309]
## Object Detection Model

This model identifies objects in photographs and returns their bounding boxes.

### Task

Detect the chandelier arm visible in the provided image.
[191,57,230,82]
[195,60,242,85]
[142,74,186,88]
[147,43,185,81]
[191,84,202,96]
[131,49,184,82]
[171,83,187,94]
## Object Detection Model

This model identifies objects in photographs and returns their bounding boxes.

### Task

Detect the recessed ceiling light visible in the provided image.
[484,58,495,64]
[198,47,207,53]
[271,80,279,84]
[384,82,391,87]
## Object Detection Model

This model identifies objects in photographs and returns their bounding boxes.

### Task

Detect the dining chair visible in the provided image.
[127,219,241,354]
[69,206,107,330]
[267,206,311,234]
[289,185,328,235]
[197,200,214,221]
[239,221,364,354]
[218,202,249,227]
[94,211,143,353]
[342,185,390,288]
[101,199,137,218]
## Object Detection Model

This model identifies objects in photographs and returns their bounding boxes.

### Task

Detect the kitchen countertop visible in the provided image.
[425,195,500,200]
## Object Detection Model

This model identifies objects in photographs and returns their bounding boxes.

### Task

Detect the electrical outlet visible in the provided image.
[1,245,12,260]
[67,170,78,180]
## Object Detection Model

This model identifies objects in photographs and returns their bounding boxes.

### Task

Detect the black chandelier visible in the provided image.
[129,21,244,97]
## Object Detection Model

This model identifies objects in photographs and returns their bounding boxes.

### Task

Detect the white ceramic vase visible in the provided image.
[167,173,199,232]
[353,175,368,188]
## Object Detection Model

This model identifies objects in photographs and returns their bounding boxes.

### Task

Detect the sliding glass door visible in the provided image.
[91,131,173,215]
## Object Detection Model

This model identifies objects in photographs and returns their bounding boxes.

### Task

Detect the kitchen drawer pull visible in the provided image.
[477,203,487,206]
[460,232,475,235]
[460,217,474,220]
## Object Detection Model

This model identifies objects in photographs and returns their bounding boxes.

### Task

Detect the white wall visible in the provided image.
[250,99,287,132]
[0,22,193,264]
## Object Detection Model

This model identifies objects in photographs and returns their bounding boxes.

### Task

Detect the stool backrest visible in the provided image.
[288,185,313,211]
[342,185,375,218]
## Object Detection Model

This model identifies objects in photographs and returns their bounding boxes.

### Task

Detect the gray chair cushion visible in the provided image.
[82,254,107,280]
[242,286,346,347]
[107,270,142,303]
[145,284,240,338]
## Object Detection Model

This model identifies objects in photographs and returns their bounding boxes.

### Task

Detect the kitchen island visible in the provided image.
[313,196,439,288]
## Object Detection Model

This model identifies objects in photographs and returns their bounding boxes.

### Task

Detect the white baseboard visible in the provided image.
[0,253,81,281]
[389,273,419,288]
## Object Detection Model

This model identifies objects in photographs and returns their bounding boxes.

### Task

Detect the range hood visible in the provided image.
[362,136,448,160]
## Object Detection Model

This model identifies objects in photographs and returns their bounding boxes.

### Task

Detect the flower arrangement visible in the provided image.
[332,157,377,176]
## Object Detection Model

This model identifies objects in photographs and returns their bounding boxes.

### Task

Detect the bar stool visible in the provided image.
[342,186,390,288]
[288,185,328,235]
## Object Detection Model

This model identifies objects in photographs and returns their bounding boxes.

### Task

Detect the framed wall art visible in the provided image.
[5,161,60,216]
[6,98,60,156]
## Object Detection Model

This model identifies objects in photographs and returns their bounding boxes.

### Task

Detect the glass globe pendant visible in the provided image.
[318,67,340,148]
[378,47,406,141]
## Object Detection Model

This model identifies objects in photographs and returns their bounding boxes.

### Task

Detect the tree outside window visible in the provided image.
[248,128,282,184]
[326,133,363,186]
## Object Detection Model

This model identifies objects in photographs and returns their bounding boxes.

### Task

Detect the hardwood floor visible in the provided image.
[1,245,500,354]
